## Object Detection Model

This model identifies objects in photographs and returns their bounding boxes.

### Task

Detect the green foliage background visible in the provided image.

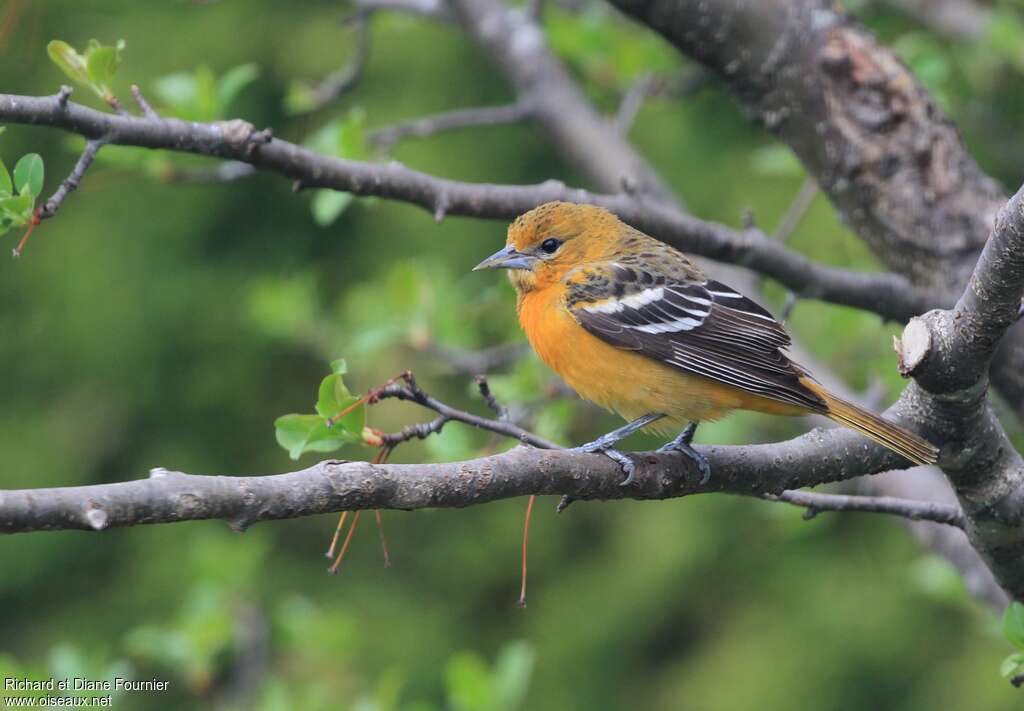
[2,1,1024,709]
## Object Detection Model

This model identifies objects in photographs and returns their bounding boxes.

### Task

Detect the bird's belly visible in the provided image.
[519,293,764,432]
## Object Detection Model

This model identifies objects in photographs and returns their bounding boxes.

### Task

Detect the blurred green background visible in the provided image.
[2,1,1024,709]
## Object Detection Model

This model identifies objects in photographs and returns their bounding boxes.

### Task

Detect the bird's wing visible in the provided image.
[567,263,826,411]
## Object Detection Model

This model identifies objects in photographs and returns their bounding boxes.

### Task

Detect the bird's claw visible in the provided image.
[657,422,711,485]
[568,442,638,486]
[567,413,664,486]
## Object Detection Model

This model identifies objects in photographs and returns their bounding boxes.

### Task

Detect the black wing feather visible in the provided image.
[571,273,825,412]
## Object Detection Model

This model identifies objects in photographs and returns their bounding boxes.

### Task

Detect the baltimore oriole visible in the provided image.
[474,202,939,483]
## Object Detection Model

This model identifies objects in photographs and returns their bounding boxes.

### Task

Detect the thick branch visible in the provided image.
[0,93,938,321]
[890,182,1024,599]
[0,417,922,535]
[610,0,1004,288]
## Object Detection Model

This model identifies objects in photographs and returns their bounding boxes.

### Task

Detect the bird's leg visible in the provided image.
[656,422,711,484]
[568,413,665,486]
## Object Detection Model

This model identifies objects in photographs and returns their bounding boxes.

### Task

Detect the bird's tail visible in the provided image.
[801,379,939,466]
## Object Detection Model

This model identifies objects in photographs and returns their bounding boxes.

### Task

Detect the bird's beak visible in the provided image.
[472,245,538,272]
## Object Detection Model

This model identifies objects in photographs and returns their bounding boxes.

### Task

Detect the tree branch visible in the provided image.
[0,364,957,543]
[763,489,965,528]
[37,137,104,220]
[0,92,939,320]
[890,182,1024,599]
[0,393,928,536]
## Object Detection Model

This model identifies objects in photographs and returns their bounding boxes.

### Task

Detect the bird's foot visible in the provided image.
[656,422,711,485]
[569,413,665,486]
[567,441,638,485]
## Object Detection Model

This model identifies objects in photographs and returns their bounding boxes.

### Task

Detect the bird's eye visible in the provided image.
[540,238,562,254]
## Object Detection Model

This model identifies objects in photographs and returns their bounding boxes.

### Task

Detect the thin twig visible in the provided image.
[130,84,159,120]
[475,375,509,422]
[761,489,966,529]
[368,102,534,152]
[375,373,560,450]
[38,138,105,221]
[105,95,129,117]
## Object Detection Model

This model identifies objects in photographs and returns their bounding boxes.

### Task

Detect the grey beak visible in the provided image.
[472,245,539,271]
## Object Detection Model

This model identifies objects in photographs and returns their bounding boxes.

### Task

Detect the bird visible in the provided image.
[473,201,939,484]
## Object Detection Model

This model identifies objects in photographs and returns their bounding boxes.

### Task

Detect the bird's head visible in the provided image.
[473,201,623,293]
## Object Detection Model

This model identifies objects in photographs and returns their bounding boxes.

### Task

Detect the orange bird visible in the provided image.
[474,202,938,483]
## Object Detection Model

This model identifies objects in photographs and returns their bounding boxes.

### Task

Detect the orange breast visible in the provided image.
[517,285,805,432]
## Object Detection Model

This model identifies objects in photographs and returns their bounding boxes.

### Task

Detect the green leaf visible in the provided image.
[13,154,44,198]
[47,39,125,100]
[85,40,125,97]
[315,373,352,418]
[311,189,353,226]
[330,358,348,376]
[274,413,355,460]
[315,373,365,435]
[0,192,35,223]
[1004,602,1024,649]
[1000,652,1024,680]
[0,157,11,196]
[215,63,260,112]
[47,40,90,86]
[275,414,319,460]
